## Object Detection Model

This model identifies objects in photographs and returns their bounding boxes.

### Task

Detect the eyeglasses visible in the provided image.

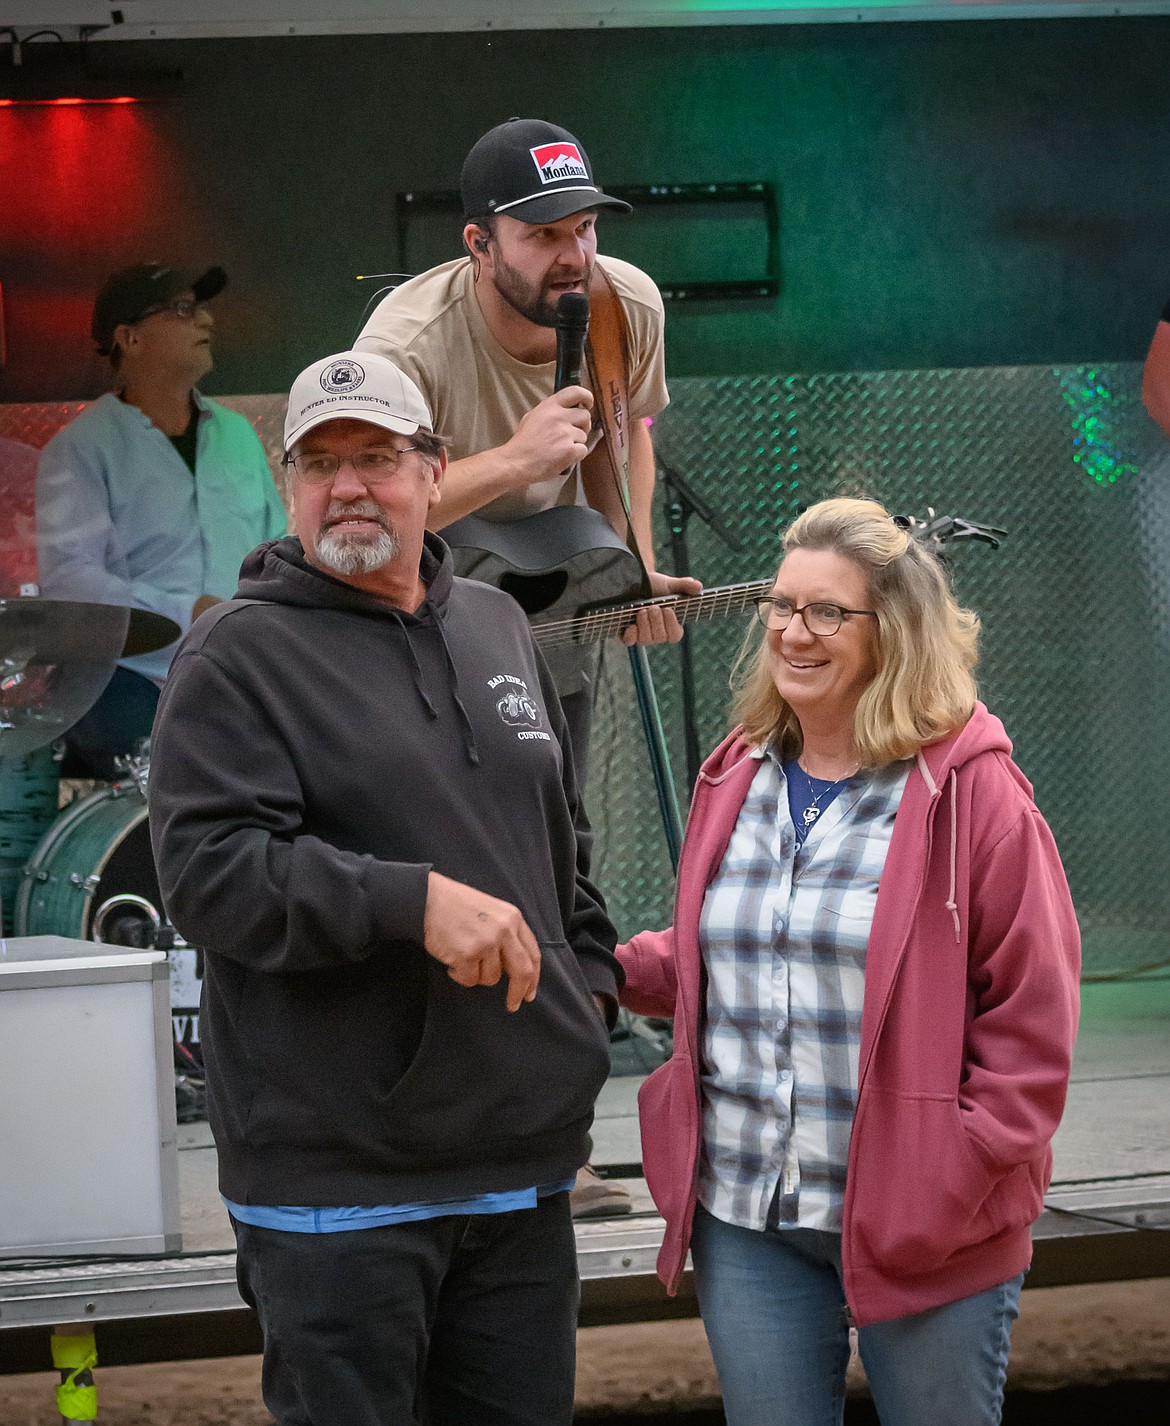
[138,298,211,321]
[282,447,422,484]
[754,597,878,637]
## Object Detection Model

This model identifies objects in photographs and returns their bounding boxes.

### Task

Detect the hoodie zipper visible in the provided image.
[843,767,943,1316]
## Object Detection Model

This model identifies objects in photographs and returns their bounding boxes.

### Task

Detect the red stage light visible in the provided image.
[0,95,146,108]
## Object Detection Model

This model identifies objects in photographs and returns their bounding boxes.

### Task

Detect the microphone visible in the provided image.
[554,291,590,393]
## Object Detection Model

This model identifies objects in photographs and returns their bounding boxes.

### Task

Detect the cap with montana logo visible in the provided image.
[461,118,631,225]
[284,351,433,450]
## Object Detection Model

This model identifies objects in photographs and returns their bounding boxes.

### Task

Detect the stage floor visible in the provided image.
[1,976,1167,1366]
[171,975,1170,1252]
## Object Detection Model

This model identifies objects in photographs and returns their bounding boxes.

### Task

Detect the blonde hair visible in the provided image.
[732,497,979,766]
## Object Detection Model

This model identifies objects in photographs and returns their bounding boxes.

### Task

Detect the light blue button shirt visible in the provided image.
[36,391,287,683]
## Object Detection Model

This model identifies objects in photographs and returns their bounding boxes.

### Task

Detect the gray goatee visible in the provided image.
[313,501,398,575]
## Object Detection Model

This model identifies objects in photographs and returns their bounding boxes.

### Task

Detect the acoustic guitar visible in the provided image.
[442,505,770,650]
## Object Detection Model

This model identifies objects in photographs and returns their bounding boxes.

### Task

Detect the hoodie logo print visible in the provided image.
[497,690,540,725]
[487,673,551,742]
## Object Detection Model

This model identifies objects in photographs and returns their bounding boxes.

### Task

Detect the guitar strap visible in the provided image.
[584,263,653,598]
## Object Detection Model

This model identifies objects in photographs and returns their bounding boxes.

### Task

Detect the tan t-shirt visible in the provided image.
[353,255,669,523]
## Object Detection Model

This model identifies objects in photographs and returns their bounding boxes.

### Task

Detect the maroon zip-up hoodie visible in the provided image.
[619,704,1080,1326]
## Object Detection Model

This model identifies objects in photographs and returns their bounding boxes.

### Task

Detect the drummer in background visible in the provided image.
[35,263,287,779]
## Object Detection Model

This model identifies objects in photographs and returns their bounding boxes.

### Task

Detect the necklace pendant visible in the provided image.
[802,806,820,827]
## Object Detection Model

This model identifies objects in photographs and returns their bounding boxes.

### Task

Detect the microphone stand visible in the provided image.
[659,462,743,792]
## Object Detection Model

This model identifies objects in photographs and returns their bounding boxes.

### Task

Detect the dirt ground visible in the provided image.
[0,1278,1167,1424]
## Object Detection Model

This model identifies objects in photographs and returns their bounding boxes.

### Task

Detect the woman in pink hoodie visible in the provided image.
[618,497,1080,1426]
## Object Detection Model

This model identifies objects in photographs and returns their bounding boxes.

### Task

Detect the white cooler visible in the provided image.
[0,935,181,1256]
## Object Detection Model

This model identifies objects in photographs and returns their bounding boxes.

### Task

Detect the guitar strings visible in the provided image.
[533,580,774,649]
[536,586,767,645]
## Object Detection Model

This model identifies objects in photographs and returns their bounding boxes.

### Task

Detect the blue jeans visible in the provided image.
[691,1205,1023,1426]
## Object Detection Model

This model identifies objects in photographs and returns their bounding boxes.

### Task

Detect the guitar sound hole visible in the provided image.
[499,570,569,617]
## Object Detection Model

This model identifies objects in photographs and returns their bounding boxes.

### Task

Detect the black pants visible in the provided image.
[232,1192,579,1426]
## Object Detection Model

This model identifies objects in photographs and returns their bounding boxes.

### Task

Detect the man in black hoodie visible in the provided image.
[148,349,621,1426]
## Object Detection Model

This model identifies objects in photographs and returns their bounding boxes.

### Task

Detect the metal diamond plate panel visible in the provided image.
[3,367,1166,977]
[594,363,1169,978]
[0,395,290,494]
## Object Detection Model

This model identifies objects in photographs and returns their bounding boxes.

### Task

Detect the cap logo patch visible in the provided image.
[530,142,589,186]
[320,358,365,394]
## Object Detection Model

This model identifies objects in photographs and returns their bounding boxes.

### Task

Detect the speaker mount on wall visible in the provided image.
[395,182,780,304]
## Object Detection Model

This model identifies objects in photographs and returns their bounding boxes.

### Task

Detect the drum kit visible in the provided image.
[0,596,205,1112]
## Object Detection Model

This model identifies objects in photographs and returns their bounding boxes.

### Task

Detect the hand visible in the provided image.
[191,594,222,621]
[620,570,703,646]
[592,992,612,1023]
[503,388,594,489]
[423,872,541,1012]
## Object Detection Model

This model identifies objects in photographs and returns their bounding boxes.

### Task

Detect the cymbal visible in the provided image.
[123,607,183,657]
[0,598,181,758]
[0,599,180,659]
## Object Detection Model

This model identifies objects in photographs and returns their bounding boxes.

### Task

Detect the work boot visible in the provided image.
[570,1164,631,1218]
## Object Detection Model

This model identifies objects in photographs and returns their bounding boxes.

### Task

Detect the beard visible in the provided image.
[490,251,592,329]
[312,500,398,576]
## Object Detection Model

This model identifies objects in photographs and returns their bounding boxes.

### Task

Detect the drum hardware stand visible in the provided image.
[112,743,151,799]
[660,461,744,793]
[626,645,684,872]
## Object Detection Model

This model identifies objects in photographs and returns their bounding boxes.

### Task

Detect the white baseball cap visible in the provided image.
[284,351,433,450]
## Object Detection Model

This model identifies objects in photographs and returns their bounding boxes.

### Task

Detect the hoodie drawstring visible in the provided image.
[432,610,481,766]
[945,768,960,943]
[915,752,961,944]
[389,609,439,720]
[388,608,480,766]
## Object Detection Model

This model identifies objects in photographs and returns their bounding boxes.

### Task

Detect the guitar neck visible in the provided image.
[533,579,775,650]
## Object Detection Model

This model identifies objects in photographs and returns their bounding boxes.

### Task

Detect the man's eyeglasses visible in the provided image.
[283,448,422,484]
[754,597,878,637]
[138,298,211,322]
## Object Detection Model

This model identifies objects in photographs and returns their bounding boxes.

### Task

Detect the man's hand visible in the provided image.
[620,570,703,646]
[423,871,541,1012]
[502,388,594,489]
[191,594,222,621]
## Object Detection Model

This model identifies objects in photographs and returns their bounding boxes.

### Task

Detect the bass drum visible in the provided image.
[0,745,61,934]
[15,780,159,945]
[14,780,204,1055]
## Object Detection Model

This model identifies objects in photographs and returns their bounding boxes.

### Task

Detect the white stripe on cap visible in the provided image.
[491,184,601,214]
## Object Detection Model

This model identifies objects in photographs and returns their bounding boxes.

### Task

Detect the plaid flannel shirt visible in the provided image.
[697,746,909,1233]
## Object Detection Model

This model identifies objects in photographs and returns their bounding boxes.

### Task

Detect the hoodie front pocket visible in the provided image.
[370,940,612,1165]
[850,1086,1011,1278]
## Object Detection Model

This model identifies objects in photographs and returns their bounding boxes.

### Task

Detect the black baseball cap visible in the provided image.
[91,263,227,355]
[461,118,631,225]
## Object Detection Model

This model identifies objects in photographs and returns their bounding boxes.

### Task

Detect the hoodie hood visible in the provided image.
[237,531,454,621]
[696,728,760,786]
[916,702,1021,793]
[235,531,479,763]
[914,703,1020,945]
[699,702,1019,797]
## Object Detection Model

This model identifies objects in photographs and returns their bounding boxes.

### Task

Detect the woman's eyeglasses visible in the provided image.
[754,598,877,637]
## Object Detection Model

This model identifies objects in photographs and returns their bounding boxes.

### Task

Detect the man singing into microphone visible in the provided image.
[355,118,699,784]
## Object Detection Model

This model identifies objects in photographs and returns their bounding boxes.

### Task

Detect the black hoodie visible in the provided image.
[148,534,620,1206]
